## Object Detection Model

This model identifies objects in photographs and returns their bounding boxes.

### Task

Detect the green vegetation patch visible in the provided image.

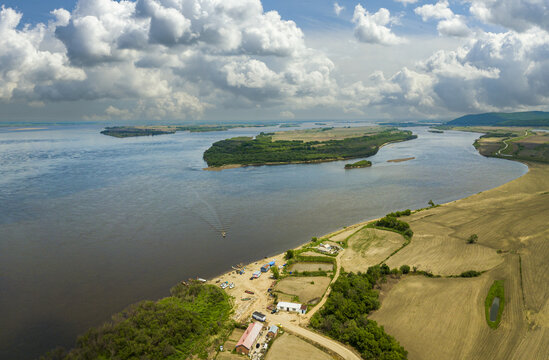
[41,283,232,360]
[345,160,372,169]
[101,126,176,137]
[447,111,549,127]
[310,267,407,360]
[458,270,482,278]
[374,215,413,239]
[203,129,416,167]
[485,280,505,329]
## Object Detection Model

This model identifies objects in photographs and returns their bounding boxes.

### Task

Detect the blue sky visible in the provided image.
[0,0,548,122]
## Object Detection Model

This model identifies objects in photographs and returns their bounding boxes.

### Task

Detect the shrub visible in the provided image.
[271,266,280,279]
[375,216,413,239]
[285,250,295,260]
[459,270,482,278]
[387,209,411,218]
[400,265,410,274]
[467,234,478,244]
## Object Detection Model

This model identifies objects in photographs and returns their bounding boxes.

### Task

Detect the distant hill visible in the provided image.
[447,111,549,127]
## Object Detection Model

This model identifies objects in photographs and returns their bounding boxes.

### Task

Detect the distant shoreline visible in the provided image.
[8,127,48,131]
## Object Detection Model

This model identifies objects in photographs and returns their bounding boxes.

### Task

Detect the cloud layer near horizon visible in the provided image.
[0,0,548,121]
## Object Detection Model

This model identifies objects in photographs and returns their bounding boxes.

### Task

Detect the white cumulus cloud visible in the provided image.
[468,0,549,32]
[394,0,419,5]
[339,27,549,117]
[334,2,345,16]
[415,1,471,37]
[352,5,406,45]
[0,0,337,121]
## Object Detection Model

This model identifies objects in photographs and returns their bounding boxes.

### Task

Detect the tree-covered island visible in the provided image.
[203,127,417,168]
[100,124,276,137]
[345,160,372,169]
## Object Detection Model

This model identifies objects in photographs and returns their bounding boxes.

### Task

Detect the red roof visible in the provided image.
[236,322,263,350]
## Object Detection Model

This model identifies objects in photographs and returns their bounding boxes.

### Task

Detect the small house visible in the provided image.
[235,322,263,355]
[252,311,266,322]
[267,325,279,338]
[252,270,261,278]
[276,301,307,314]
[261,264,270,272]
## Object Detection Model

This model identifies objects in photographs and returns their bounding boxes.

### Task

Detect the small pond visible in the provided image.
[490,297,501,322]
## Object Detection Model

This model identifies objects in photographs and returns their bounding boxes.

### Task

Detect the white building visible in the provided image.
[276,301,307,314]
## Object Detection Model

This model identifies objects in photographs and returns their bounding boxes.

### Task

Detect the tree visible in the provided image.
[284,249,295,260]
[467,234,479,244]
[271,266,280,279]
[400,265,410,274]
[428,199,435,207]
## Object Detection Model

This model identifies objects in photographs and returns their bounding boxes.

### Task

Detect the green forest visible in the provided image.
[203,129,416,167]
[446,111,549,127]
[310,267,408,360]
[41,283,232,360]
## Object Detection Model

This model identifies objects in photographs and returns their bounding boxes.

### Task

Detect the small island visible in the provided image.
[387,157,415,163]
[100,124,275,138]
[345,160,372,169]
[428,129,444,133]
[203,126,417,169]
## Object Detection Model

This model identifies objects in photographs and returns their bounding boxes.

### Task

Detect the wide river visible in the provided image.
[0,123,527,359]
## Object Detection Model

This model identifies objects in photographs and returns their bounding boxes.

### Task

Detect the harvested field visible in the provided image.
[328,225,364,243]
[265,333,333,360]
[340,228,405,272]
[371,163,549,360]
[290,262,333,272]
[275,277,331,304]
[272,126,383,142]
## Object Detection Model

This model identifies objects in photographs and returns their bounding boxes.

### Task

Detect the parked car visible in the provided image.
[271,309,277,314]
[245,290,254,294]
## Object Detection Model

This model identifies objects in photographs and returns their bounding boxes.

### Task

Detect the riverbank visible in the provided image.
[209,160,549,360]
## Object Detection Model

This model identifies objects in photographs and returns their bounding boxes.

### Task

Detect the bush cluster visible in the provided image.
[41,284,232,360]
[310,266,408,360]
[375,216,413,239]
